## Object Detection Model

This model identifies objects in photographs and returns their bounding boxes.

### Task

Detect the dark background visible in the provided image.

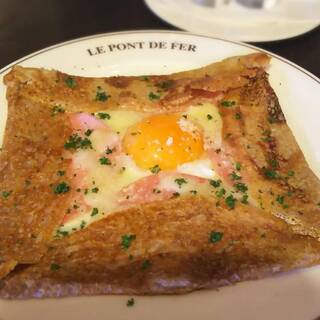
[1,0,319,76]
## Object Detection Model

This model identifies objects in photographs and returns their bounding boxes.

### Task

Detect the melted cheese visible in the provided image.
[184,103,222,150]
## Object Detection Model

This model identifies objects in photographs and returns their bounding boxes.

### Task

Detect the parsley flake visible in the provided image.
[95,87,110,102]
[288,170,295,177]
[210,179,221,188]
[230,171,241,180]
[65,77,76,88]
[157,80,174,90]
[50,263,61,271]
[190,190,198,195]
[209,231,223,244]
[207,114,213,120]
[241,194,249,204]
[106,147,113,154]
[269,159,279,169]
[91,208,99,217]
[225,194,237,209]
[57,170,65,176]
[64,134,92,150]
[51,105,65,116]
[99,157,111,165]
[121,234,136,250]
[235,162,241,171]
[56,230,69,237]
[235,112,242,120]
[234,182,248,193]
[53,182,70,194]
[216,188,226,198]
[2,190,11,198]
[126,298,135,307]
[80,220,86,229]
[97,112,111,120]
[174,178,188,188]
[263,168,278,180]
[141,260,152,270]
[150,164,161,174]
[148,91,160,100]
[84,129,93,137]
[91,187,99,193]
[221,100,236,107]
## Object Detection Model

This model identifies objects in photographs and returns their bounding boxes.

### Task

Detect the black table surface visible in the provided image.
[1,0,319,77]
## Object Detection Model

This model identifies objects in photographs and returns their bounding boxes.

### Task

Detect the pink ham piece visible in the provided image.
[69,112,107,133]
[118,172,208,206]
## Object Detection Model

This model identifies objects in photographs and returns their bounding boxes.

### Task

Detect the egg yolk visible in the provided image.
[123,114,204,170]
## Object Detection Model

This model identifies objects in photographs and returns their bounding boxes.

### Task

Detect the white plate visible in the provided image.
[145,0,320,42]
[1,30,320,320]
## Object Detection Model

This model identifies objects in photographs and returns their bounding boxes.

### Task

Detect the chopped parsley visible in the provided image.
[99,157,111,165]
[148,91,161,100]
[141,260,152,270]
[106,147,113,154]
[174,178,187,188]
[230,171,241,180]
[95,86,110,102]
[84,129,93,137]
[91,187,99,193]
[235,162,241,171]
[56,230,69,237]
[268,115,277,124]
[126,298,135,307]
[50,263,61,271]
[121,234,136,250]
[172,192,180,198]
[65,77,76,88]
[51,105,65,116]
[276,195,289,208]
[210,179,221,188]
[80,220,86,229]
[91,208,99,217]
[1,190,11,198]
[190,190,197,195]
[276,195,284,205]
[216,188,226,198]
[235,112,242,120]
[150,164,161,174]
[234,182,248,193]
[157,80,174,90]
[64,134,92,150]
[207,114,213,120]
[263,168,278,180]
[221,100,236,107]
[57,170,65,176]
[97,112,111,120]
[288,170,295,177]
[241,194,249,204]
[261,136,273,143]
[53,182,70,194]
[225,194,237,209]
[209,231,223,244]
[269,159,279,169]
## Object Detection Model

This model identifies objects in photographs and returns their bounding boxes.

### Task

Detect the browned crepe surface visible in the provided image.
[1,53,320,298]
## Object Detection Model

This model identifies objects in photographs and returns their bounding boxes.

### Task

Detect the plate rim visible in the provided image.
[144,0,320,43]
[0,29,319,85]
